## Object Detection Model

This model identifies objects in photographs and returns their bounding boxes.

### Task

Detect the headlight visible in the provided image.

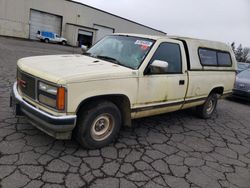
[38,81,65,111]
[39,82,57,95]
[39,94,57,108]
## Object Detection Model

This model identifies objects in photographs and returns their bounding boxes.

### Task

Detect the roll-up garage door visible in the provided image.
[78,30,93,47]
[29,9,62,40]
[93,25,114,42]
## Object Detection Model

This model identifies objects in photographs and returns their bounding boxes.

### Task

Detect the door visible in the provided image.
[93,24,114,43]
[54,34,61,42]
[29,9,62,40]
[134,40,188,118]
[78,30,93,47]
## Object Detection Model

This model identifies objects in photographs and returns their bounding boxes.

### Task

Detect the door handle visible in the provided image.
[179,80,185,85]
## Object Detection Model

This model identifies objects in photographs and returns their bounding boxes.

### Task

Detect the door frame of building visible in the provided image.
[29,8,63,39]
[77,29,94,47]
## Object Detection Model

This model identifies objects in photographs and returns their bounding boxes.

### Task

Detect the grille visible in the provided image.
[17,70,36,99]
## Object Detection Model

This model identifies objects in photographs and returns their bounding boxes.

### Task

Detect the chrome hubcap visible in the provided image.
[90,114,114,141]
[206,99,215,114]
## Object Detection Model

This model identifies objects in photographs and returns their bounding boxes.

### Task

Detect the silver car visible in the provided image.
[233,68,250,100]
[237,62,250,74]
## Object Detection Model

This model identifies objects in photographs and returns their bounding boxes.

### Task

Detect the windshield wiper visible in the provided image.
[96,55,121,65]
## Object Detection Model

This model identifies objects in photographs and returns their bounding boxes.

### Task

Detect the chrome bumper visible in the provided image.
[10,82,77,139]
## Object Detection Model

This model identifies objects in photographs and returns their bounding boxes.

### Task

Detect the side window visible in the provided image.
[150,42,182,73]
[199,49,217,66]
[218,52,232,66]
[48,33,52,38]
[199,48,232,67]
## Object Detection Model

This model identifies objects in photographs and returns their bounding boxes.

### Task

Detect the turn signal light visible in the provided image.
[57,87,65,110]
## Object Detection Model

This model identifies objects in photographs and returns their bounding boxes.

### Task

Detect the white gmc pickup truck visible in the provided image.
[10,34,236,149]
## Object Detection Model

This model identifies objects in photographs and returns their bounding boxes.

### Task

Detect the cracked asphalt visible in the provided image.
[0,36,250,188]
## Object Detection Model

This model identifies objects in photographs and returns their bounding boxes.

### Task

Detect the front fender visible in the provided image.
[66,78,138,113]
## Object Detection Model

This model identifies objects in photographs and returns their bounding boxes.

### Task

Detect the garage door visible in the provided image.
[93,25,114,42]
[29,10,62,40]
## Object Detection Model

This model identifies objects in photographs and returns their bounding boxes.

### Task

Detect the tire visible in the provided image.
[74,101,122,149]
[62,41,66,45]
[196,93,218,119]
[44,38,49,43]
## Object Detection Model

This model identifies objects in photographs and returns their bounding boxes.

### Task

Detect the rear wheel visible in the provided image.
[44,38,49,43]
[196,93,218,119]
[74,101,121,149]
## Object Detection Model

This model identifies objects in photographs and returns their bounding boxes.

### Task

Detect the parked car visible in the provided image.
[37,31,67,45]
[10,34,236,149]
[237,62,250,74]
[233,68,250,100]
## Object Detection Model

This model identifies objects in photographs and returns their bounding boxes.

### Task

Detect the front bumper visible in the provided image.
[10,82,77,139]
[232,89,250,101]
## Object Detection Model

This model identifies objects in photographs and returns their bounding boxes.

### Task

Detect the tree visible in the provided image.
[231,42,236,54]
[231,42,250,63]
[242,47,250,63]
[246,53,250,63]
[235,44,243,62]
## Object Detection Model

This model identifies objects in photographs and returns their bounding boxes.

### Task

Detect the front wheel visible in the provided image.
[62,41,66,45]
[196,93,218,119]
[74,101,121,149]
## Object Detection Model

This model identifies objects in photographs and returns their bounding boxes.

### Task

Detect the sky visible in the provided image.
[74,0,250,47]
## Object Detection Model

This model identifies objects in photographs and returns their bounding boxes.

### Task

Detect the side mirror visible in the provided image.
[149,60,169,74]
[81,45,88,54]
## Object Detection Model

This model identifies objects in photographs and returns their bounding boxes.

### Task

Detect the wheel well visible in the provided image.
[210,87,224,95]
[76,95,132,127]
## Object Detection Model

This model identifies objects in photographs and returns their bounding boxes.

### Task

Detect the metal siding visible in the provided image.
[78,30,93,36]
[93,25,114,42]
[0,0,165,43]
[29,10,62,40]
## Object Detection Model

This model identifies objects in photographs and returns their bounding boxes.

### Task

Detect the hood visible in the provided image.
[235,75,250,91]
[17,54,137,84]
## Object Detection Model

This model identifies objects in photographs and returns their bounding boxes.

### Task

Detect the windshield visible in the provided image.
[87,35,155,69]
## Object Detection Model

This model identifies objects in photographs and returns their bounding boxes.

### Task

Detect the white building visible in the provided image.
[0,0,166,46]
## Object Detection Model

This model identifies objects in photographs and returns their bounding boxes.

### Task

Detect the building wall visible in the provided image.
[0,0,166,45]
